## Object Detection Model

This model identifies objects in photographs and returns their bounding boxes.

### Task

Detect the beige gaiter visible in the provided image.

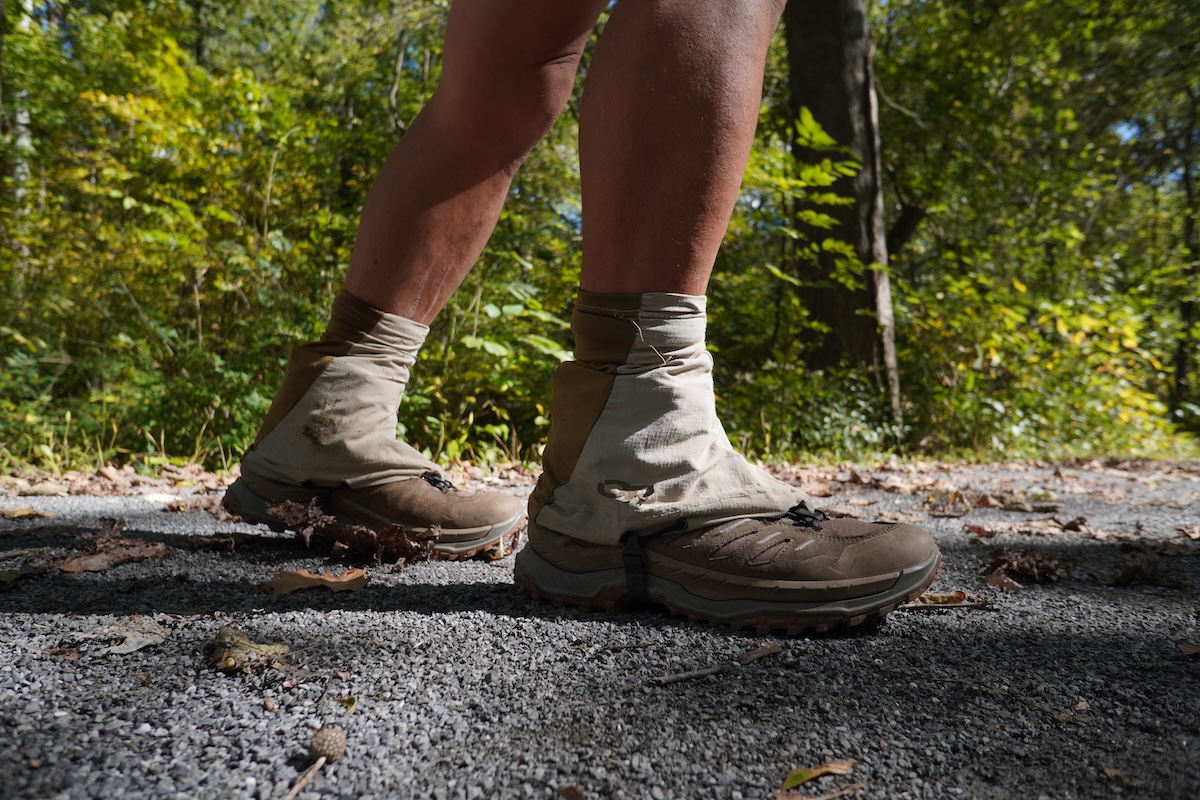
[530,291,808,545]
[239,290,439,489]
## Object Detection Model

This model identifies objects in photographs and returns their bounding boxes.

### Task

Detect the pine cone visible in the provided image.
[309,726,347,762]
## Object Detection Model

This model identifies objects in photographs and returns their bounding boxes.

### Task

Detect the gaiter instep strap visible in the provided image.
[621,535,648,605]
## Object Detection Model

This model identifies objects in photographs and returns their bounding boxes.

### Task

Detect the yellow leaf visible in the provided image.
[0,507,51,520]
[782,760,855,790]
[1012,278,1028,293]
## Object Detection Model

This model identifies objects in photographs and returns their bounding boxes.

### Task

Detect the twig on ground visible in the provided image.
[650,642,783,685]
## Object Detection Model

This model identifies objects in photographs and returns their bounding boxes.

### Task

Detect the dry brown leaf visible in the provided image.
[1178,525,1200,541]
[264,500,440,563]
[899,589,992,611]
[557,787,587,800]
[847,498,877,507]
[1103,768,1143,788]
[1074,700,1091,711]
[910,590,969,605]
[61,541,170,573]
[965,524,996,537]
[60,519,170,573]
[781,759,855,790]
[64,617,171,655]
[874,510,927,524]
[984,549,1070,584]
[0,507,51,520]
[985,569,1023,592]
[261,568,370,595]
[974,493,1003,508]
[1178,639,1200,656]
[926,490,972,517]
[1108,552,1187,589]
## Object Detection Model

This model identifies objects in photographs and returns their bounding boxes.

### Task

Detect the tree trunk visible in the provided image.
[783,0,902,425]
[1171,87,1198,418]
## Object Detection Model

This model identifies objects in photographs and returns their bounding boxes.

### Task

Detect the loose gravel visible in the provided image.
[1,461,1197,799]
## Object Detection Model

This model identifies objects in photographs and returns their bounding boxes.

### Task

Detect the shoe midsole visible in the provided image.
[515,544,940,620]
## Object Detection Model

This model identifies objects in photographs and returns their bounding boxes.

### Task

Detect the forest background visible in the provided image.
[1,0,1197,474]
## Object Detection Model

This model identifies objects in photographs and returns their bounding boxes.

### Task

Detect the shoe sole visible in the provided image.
[222,478,524,561]
[514,543,942,635]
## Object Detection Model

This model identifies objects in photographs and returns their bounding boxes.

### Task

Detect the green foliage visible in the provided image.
[0,0,1195,473]
[900,276,1185,458]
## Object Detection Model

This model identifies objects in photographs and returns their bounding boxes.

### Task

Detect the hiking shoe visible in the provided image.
[514,503,940,633]
[223,470,526,560]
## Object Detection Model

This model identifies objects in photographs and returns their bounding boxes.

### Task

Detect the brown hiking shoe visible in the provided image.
[514,503,940,633]
[223,470,526,560]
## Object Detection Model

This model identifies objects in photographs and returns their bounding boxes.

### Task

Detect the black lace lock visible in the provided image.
[420,471,454,492]
[783,502,829,531]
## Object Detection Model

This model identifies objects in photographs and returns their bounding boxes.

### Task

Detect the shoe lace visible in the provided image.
[783,502,828,531]
[420,471,454,493]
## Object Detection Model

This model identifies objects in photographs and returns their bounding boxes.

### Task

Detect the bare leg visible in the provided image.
[345,0,608,323]
[579,0,785,295]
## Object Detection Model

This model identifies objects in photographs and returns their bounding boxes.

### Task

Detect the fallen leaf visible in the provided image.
[1103,768,1143,788]
[142,492,178,504]
[822,505,865,519]
[42,646,81,661]
[900,588,994,611]
[20,482,68,497]
[336,696,358,713]
[1107,552,1187,589]
[1074,700,1090,711]
[61,541,170,572]
[985,569,1023,592]
[909,590,968,605]
[264,500,441,563]
[925,490,972,518]
[0,507,51,520]
[0,564,50,590]
[64,617,171,655]
[974,493,1003,508]
[206,626,289,674]
[847,498,877,507]
[557,787,587,800]
[261,568,370,595]
[782,759,855,790]
[59,518,171,574]
[874,510,927,524]
[984,549,1070,584]
[1177,526,1200,541]
[963,517,1097,538]
[1179,640,1200,656]
[263,697,278,713]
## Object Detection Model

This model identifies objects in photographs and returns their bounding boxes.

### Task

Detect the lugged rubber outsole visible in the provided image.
[513,545,943,635]
[221,477,524,561]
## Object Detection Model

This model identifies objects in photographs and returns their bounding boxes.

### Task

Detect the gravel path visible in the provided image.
[1,460,1197,799]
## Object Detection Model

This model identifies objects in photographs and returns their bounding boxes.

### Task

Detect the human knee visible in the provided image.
[439,49,582,169]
